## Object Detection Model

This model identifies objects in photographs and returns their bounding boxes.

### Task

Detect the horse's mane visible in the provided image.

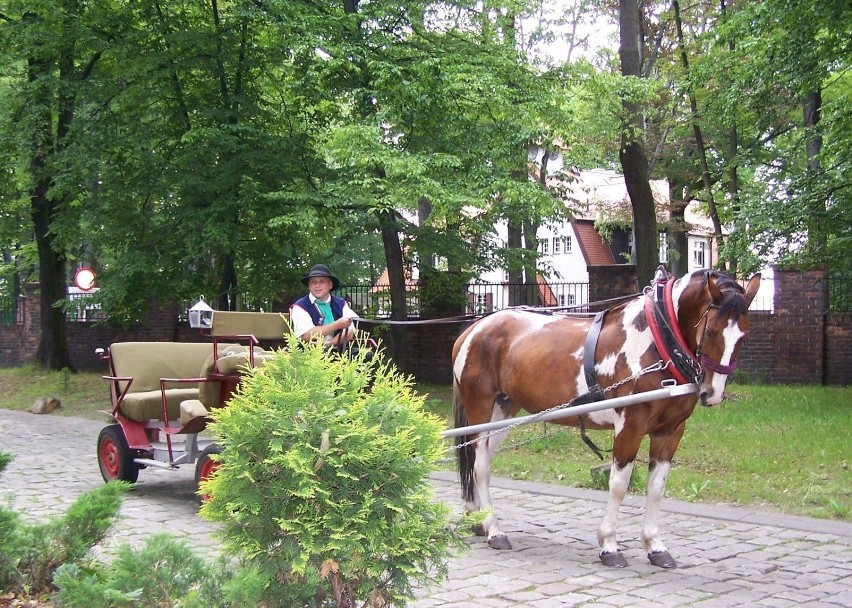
[702,270,749,318]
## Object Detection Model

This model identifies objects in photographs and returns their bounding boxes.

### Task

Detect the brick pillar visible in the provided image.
[588,265,637,311]
[773,268,825,384]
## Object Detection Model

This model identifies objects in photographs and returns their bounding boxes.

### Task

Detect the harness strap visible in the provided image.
[576,310,608,460]
[583,310,606,398]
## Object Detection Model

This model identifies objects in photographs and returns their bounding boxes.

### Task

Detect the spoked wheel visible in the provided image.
[97,424,140,483]
[195,444,222,503]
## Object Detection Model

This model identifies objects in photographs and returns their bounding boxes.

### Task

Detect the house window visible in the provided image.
[693,241,706,268]
[553,237,561,255]
[559,294,576,306]
[659,233,668,263]
[540,239,549,255]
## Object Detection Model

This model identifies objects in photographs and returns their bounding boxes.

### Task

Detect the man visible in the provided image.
[290,264,358,347]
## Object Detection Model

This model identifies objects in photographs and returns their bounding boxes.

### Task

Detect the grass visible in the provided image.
[420,382,851,522]
[1,366,849,521]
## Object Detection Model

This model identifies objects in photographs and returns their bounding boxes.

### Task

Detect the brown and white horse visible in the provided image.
[452,269,761,568]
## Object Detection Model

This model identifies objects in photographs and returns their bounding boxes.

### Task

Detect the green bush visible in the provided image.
[200,338,467,607]
[0,450,128,596]
[54,533,214,608]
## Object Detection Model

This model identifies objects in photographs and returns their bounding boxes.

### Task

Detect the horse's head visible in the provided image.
[672,270,761,406]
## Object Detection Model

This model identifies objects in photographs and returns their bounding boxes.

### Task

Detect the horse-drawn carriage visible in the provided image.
[95,310,290,496]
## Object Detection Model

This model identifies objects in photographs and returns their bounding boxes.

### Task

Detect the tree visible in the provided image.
[618,0,659,285]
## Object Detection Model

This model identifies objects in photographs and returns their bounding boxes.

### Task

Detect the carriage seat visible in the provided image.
[208,310,291,342]
[107,342,218,423]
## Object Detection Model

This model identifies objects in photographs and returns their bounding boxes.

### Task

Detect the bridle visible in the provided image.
[645,272,742,385]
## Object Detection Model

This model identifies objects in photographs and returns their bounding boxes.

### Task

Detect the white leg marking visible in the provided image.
[641,461,671,554]
[598,459,634,555]
[472,404,511,541]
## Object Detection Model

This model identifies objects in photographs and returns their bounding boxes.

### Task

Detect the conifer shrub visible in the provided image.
[200,338,467,607]
[0,450,128,595]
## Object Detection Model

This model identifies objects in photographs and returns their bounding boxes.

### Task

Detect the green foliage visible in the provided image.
[54,533,210,608]
[0,481,128,594]
[201,338,467,607]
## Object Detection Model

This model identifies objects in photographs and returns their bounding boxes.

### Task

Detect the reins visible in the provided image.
[350,292,642,327]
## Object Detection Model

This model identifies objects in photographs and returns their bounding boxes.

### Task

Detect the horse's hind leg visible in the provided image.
[455,387,514,550]
[472,426,512,550]
[641,422,687,569]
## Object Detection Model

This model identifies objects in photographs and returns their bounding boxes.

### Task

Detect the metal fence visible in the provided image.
[0,295,16,325]
[65,292,108,322]
[828,276,852,312]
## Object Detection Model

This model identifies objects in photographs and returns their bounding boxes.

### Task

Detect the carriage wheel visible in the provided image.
[195,444,222,503]
[97,424,140,483]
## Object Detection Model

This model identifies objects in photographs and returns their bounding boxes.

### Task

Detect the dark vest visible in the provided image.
[292,294,346,327]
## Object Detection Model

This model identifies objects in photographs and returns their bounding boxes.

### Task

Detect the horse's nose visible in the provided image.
[699,390,711,406]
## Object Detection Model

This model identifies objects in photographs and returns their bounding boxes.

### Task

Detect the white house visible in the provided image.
[373,148,773,313]
[473,147,724,309]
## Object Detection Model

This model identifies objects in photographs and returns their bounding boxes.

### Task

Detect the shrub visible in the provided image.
[0,451,129,596]
[200,337,467,607]
[53,533,213,608]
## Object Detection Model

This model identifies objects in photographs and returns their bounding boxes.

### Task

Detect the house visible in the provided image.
[372,148,773,313]
[476,153,723,308]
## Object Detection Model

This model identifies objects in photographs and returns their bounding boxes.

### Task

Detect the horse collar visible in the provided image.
[645,278,704,386]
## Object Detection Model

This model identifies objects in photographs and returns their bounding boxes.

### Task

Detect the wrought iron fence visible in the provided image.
[828,276,852,312]
[0,294,17,325]
[72,276,852,322]
[65,292,107,322]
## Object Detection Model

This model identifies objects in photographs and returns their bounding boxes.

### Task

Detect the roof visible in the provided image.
[571,219,616,266]
[369,268,418,293]
[536,274,558,306]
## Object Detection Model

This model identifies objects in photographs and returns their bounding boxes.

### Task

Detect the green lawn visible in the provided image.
[420,383,851,521]
[1,366,848,521]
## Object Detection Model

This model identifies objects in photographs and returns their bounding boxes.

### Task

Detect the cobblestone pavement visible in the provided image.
[1,408,849,607]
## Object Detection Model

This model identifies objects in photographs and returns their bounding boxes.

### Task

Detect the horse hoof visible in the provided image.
[471,523,487,537]
[600,551,628,568]
[648,551,677,569]
[487,535,512,550]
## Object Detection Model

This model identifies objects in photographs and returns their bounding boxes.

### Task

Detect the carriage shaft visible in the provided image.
[441,384,698,438]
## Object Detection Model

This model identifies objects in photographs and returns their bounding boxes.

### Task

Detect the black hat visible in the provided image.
[301,264,340,290]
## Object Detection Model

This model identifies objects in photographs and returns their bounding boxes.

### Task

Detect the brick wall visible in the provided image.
[826,313,852,385]
[588,265,638,311]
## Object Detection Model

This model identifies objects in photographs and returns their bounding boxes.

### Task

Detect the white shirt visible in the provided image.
[290,294,359,345]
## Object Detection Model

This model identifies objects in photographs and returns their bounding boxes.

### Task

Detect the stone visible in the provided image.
[29,397,61,414]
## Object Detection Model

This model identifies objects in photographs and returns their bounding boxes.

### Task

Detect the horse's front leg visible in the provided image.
[471,429,513,550]
[598,426,643,568]
[641,422,687,569]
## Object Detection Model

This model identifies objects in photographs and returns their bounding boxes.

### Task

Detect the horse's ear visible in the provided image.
[706,272,724,304]
[743,273,761,306]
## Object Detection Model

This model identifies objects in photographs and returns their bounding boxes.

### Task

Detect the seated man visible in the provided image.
[290,264,359,348]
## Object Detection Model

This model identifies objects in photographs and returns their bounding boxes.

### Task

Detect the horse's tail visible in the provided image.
[453,380,476,504]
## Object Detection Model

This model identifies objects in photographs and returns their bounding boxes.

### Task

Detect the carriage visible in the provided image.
[95,310,290,497]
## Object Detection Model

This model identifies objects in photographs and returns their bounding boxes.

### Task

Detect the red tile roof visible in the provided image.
[572,219,616,266]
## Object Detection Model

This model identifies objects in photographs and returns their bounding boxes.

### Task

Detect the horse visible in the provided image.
[451,268,761,568]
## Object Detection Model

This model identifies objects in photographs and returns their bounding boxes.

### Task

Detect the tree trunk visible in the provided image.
[673,0,723,264]
[217,253,238,311]
[667,180,689,277]
[379,209,408,369]
[29,53,74,371]
[803,89,824,255]
[507,220,525,306]
[618,0,658,286]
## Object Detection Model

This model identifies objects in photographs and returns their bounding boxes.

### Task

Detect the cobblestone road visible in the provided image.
[1,408,849,607]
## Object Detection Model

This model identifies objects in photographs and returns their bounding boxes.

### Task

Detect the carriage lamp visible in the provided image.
[188,297,214,328]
